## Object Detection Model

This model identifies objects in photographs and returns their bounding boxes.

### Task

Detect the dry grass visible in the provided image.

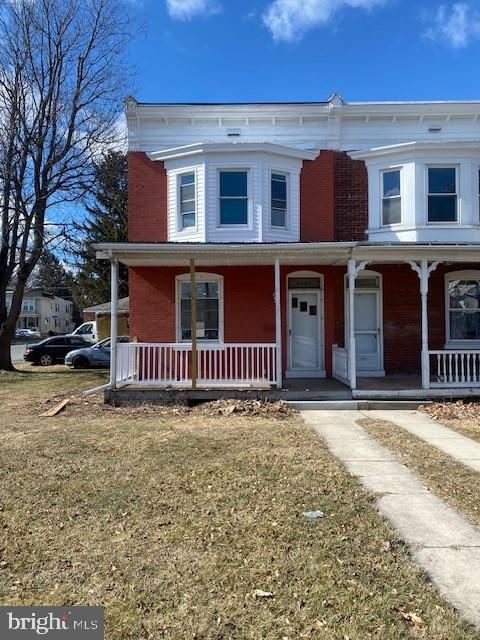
[420,401,480,443]
[0,367,478,639]
[360,417,480,528]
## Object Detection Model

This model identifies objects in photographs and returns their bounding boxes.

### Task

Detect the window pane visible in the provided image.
[428,195,457,222]
[449,280,480,309]
[220,171,247,197]
[181,183,195,201]
[181,173,194,186]
[450,311,480,340]
[382,197,401,225]
[429,167,456,194]
[271,209,286,227]
[180,292,219,341]
[383,170,400,197]
[182,213,195,228]
[271,178,287,201]
[220,198,248,224]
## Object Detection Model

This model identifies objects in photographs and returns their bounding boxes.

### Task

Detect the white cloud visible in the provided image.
[262,0,386,42]
[166,0,220,20]
[424,3,480,49]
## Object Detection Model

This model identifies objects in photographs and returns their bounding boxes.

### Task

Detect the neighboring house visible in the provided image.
[96,94,480,398]
[7,289,74,336]
[82,297,129,340]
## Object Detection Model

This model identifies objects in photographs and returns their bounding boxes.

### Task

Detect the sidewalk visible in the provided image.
[301,409,480,629]
[366,410,480,473]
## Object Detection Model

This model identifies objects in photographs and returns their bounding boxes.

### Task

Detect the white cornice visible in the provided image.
[146,142,319,161]
[349,140,480,161]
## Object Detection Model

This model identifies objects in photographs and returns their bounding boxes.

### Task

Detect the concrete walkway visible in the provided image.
[302,409,480,628]
[366,410,480,473]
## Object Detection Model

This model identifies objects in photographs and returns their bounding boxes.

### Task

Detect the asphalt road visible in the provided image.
[11,343,27,363]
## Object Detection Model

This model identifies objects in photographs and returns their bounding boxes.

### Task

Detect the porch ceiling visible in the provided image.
[94,241,480,267]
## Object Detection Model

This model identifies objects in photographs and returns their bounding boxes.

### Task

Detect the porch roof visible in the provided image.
[94,241,480,267]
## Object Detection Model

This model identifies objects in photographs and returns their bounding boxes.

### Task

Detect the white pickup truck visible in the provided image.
[70,321,98,344]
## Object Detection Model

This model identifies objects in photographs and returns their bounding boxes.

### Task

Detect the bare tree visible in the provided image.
[0,0,132,370]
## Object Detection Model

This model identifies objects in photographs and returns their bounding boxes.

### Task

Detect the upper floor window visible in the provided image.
[381,169,401,225]
[428,167,457,222]
[179,172,196,229]
[219,170,248,225]
[271,172,288,228]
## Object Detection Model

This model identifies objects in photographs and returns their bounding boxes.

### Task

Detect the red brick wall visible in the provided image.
[131,265,346,378]
[334,152,368,241]
[128,152,167,242]
[300,151,335,241]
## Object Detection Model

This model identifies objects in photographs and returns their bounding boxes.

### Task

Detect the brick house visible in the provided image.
[96,94,480,399]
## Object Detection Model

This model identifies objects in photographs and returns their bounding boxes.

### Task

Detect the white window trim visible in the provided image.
[270,169,290,230]
[176,168,199,234]
[380,167,403,227]
[175,272,224,343]
[427,164,459,225]
[216,168,251,229]
[445,270,480,348]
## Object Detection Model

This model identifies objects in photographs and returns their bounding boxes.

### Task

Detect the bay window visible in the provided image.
[219,170,248,225]
[428,167,457,222]
[381,169,401,225]
[447,274,480,343]
[271,172,287,228]
[178,276,222,341]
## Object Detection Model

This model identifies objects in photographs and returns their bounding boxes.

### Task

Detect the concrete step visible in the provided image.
[288,400,429,411]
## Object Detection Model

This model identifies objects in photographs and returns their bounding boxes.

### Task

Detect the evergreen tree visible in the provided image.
[30,250,71,298]
[73,151,128,307]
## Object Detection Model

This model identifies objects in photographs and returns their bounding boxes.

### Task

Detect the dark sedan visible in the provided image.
[24,336,91,366]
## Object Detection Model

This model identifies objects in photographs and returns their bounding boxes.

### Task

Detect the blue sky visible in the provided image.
[126,0,480,103]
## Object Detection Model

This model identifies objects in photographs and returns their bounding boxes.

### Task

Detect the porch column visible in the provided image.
[190,258,197,389]
[408,260,439,389]
[347,258,357,391]
[110,259,119,388]
[274,257,282,389]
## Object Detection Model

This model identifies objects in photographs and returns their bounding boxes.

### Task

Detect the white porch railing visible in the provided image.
[115,342,277,388]
[429,350,480,387]
[332,345,349,385]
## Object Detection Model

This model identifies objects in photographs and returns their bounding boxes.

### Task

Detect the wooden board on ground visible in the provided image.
[39,398,70,417]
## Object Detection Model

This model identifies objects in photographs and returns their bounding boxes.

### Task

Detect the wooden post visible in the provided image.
[274,257,282,389]
[190,258,197,389]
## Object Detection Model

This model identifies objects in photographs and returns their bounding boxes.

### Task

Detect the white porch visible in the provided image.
[96,240,480,397]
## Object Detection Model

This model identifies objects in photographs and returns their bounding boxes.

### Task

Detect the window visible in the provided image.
[428,167,457,222]
[179,172,196,229]
[271,173,287,228]
[22,299,35,312]
[448,276,480,342]
[219,170,248,225]
[381,169,401,225]
[179,279,220,341]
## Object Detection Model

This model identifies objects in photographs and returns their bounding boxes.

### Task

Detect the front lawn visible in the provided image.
[0,368,477,639]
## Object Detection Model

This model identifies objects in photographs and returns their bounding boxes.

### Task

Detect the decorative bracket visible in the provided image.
[407,260,440,295]
[355,260,370,277]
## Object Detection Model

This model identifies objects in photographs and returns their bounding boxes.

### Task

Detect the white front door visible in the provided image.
[287,291,324,377]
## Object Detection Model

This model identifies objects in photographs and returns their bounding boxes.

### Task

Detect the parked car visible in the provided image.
[24,336,91,366]
[70,321,97,343]
[65,336,129,369]
[15,328,41,339]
